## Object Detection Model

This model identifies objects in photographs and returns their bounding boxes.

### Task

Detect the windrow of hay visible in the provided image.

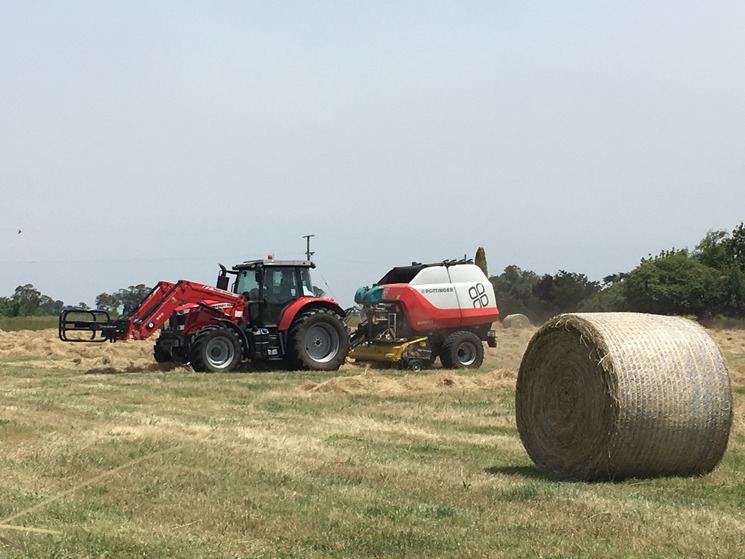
[502,314,531,329]
[515,312,733,481]
[303,369,515,394]
[0,329,154,371]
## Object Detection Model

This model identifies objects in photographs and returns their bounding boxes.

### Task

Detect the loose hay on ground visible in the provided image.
[302,369,515,394]
[0,329,156,371]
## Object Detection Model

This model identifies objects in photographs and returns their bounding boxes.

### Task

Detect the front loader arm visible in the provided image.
[59,280,245,343]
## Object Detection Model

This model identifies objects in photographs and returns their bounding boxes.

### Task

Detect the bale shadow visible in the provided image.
[485,465,563,482]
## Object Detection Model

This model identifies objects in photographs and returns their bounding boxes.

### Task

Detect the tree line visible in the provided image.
[0,284,150,318]
[482,222,745,323]
[3,223,743,321]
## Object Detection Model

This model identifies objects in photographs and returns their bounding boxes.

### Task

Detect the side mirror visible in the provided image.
[216,266,230,291]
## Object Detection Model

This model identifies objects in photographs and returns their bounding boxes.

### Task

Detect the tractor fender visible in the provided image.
[277,298,345,332]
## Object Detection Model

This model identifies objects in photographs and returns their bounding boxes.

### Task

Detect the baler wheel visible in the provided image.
[440,331,484,369]
[407,359,424,372]
[190,328,243,373]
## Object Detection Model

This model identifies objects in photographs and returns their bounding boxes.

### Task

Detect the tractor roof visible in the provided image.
[233,259,315,270]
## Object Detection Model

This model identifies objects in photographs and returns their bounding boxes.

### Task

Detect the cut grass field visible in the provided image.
[0,325,743,558]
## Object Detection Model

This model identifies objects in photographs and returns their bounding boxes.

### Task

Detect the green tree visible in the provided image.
[474,247,488,277]
[0,296,15,317]
[533,271,601,315]
[117,284,151,315]
[694,230,729,269]
[623,249,722,317]
[0,285,64,316]
[12,284,43,316]
[489,265,540,318]
[580,281,627,312]
[95,293,121,313]
[693,224,745,317]
[724,222,745,269]
[95,285,151,315]
[39,295,64,315]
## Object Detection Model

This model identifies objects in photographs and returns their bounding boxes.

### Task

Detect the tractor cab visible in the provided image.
[219,259,316,325]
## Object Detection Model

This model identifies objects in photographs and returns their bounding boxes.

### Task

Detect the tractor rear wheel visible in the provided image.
[190,328,243,373]
[288,309,349,371]
[440,331,484,369]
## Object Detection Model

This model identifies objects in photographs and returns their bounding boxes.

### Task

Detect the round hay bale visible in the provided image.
[502,314,531,329]
[516,312,733,481]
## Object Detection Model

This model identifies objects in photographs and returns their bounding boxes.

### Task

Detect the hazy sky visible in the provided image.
[2,1,744,308]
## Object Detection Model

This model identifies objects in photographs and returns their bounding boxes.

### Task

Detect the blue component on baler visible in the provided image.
[354,285,384,304]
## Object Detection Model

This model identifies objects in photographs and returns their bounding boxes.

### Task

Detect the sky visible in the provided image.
[1,1,744,309]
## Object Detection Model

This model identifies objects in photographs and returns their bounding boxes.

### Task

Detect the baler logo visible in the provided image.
[469,283,489,308]
[422,287,453,294]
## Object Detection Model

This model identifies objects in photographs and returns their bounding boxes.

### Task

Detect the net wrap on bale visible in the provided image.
[516,312,733,481]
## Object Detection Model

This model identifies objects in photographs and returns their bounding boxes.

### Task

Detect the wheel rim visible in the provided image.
[304,323,340,363]
[206,337,235,369]
[456,341,478,366]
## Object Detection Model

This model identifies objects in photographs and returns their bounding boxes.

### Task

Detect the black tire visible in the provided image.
[153,336,173,364]
[189,328,243,373]
[287,309,349,371]
[440,331,484,369]
[407,359,424,372]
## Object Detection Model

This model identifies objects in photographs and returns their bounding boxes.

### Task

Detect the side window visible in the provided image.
[236,270,260,298]
[300,268,315,296]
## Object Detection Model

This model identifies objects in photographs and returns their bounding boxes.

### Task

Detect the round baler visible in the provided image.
[348,259,499,370]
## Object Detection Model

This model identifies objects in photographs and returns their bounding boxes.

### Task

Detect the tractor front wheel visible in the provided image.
[440,331,484,369]
[153,335,189,365]
[190,328,243,373]
[288,309,349,371]
[153,336,173,364]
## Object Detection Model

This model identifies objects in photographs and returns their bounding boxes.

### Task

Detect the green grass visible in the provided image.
[0,316,58,331]
[0,359,743,558]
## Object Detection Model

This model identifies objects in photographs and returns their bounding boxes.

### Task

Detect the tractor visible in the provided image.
[348,258,499,370]
[59,259,349,372]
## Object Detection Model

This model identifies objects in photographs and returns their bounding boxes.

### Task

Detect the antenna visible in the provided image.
[303,234,315,261]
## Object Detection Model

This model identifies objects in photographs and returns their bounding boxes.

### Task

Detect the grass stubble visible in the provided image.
[0,326,743,558]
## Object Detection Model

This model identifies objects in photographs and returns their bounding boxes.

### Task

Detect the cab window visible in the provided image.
[300,268,315,296]
[236,270,260,299]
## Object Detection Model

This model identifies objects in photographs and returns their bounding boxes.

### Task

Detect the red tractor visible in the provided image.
[59,259,349,372]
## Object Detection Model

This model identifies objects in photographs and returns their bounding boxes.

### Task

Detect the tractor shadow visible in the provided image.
[82,363,192,375]
[81,361,281,375]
